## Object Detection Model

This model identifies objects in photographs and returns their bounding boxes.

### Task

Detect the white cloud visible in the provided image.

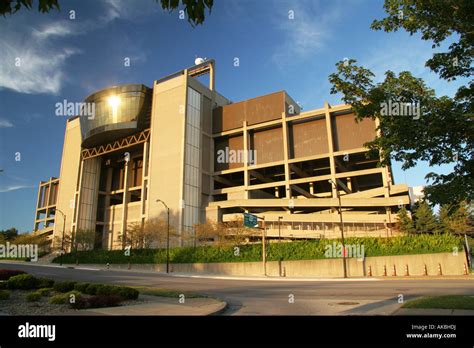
[272,1,343,68]
[0,119,13,128]
[0,1,159,96]
[0,184,34,193]
[0,37,79,95]
[32,21,73,40]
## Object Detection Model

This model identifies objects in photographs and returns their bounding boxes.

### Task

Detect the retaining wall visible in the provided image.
[80,251,469,277]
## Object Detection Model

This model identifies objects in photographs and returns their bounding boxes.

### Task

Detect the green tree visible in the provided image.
[413,201,438,234]
[438,204,452,233]
[0,0,214,26]
[396,206,414,234]
[328,0,473,206]
[451,201,473,236]
[0,227,18,241]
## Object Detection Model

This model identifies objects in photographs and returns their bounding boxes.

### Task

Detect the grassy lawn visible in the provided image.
[132,286,202,298]
[402,295,474,310]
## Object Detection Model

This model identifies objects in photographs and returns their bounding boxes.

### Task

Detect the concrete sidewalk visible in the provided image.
[77,295,227,316]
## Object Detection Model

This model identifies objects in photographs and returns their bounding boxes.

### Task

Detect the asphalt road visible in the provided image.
[1,262,473,315]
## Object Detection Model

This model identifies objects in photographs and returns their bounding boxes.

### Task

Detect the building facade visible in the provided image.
[33,60,410,250]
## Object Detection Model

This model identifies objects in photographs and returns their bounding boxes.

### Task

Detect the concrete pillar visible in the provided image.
[324,102,337,210]
[243,121,250,199]
[121,157,130,249]
[281,112,291,199]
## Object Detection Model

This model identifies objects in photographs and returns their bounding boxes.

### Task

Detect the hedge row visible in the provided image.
[53,281,139,300]
[4,274,54,290]
[52,234,462,264]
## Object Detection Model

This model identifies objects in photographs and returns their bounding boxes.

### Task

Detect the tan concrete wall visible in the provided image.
[213,91,285,133]
[333,113,376,152]
[290,118,328,158]
[147,75,187,245]
[53,118,82,247]
[77,157,101,231]
[82,252,468,277]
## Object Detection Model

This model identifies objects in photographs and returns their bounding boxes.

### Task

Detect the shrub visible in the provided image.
[26,292,42,302]
[96,285,118,297]
[0,281,6,289]
[84,283,104,295]
[69,296,90,310]
[94,284,139,300]
[49,290,82,305]
[37,288,52,297]
[116,287,139,300]
[74,282,91,293]
[49,294,66,304]
[70,295,123,310]
[36,278,54,289]
[53,281,77,293]
[7,274,38,290]
[0,290,10,300]
[89,295,122,309]
[0,269,26,281]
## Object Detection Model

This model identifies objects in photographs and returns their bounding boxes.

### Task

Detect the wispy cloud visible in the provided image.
[0,119,13,128]
[0,184,35,193]
[0,0,158,96]
[272,0,344,68]
[32,21,73,40]
[0,38,79,95]
[0,14,81,96]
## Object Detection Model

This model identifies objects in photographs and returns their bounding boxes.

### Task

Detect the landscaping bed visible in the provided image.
[0,270,146,315]
[52,234,463,265]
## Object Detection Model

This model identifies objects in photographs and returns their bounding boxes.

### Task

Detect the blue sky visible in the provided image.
[0,0,464,232]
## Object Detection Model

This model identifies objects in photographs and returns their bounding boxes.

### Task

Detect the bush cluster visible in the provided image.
[26,292,42,302]
[53,281,77,293]
[70,295,122,309]
[37,288,52,297]
[49,290,82,305]
[77,283,138,300]
[6,274,54,290]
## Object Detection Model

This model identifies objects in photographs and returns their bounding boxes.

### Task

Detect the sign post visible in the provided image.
[244,213,267,276]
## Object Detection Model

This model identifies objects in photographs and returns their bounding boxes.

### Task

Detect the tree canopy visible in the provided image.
[329,0,473,205]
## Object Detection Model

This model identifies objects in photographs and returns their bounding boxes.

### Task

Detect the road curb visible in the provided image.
[1,261,472,282]
[208,301,228,316]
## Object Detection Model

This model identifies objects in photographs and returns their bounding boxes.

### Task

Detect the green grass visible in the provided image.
[133,286,202,298]
[402,296,474,310]
[52,234,462,265]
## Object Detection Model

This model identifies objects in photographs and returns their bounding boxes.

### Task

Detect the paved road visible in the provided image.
[1,262,473,315]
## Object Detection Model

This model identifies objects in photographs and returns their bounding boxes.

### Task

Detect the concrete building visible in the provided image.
[33,60,410,250]
[409,186,425,206]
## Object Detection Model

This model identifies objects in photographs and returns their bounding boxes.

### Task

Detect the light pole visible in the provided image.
[156,199,170,274]
[278,216,283,244]
[328,179,347,278]
[55,208,66,266]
